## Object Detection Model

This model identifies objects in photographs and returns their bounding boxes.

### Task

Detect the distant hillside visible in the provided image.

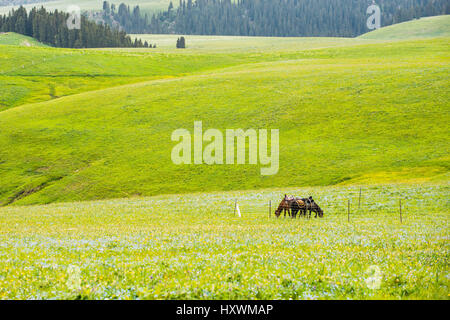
[0,0,51,5]
[2,1,449,37]
[144,0,449,37]
[0,32,47,46]
[360,15,450,39]
[0,0,171,15]
[0,38,448,205]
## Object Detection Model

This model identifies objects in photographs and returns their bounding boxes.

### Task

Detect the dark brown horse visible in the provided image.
[274,194,294,218]
[305,197,324,218]
[275,195,324,219]
[290,198,307,218]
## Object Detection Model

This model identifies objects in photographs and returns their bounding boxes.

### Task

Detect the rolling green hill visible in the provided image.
[0,18,448,301]
[131,34,374,52]
[0,35,376,111]
[0,37,448,206]
[0,32,47,47]
[359,15,450,39]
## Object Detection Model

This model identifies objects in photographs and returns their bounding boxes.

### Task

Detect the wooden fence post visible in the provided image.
[358,187,362,209]
[399,199,402,224]
[348,200,350,222]
[234,199,237,216]
[269,200,271,219]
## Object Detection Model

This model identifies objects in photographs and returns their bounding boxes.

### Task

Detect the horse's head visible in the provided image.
[275,196,290,217]
[285,194,295,202]
[274,198,284,217]
[316,204,324,218]
[274,205,282,217]
[309,198,324,218]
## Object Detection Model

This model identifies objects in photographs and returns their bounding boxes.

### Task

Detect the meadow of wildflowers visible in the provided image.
[0,183,448,299]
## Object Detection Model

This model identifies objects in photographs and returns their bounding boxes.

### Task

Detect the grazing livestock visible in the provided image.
[275,195,324,219]
[274,194,293,218]
[290,198,306,218]
[305,197,324,218]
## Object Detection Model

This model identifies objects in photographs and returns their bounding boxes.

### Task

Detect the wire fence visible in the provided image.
[223,185,449,223]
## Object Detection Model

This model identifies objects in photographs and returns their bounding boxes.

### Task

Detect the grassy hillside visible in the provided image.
[360,15,450,40]
[131,34,375,52]
[0,42,261,111]
[0,0,172,15]
[0,184,448,299]
[0,32,47,47]
[0,37,448,206]
[0,36,376,111]
[0,11,448,301]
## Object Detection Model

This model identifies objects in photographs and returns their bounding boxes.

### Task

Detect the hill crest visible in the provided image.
[359,15,450,40]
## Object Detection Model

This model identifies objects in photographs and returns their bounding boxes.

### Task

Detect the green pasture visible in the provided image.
[0,37,448,206]
[360,15,450,40]
[0,32,47,47]
[131,34,377,52]
[0,13,448,301]
[0,33,383,110]
[0,184,447,299]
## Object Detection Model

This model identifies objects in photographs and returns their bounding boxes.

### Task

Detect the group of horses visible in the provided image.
[274,194,324,219]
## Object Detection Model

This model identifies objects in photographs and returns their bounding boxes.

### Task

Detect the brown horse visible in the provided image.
[274,194,294,218]
[290,198,307,218]
[308,199,324,218]
[302,196,324,218]
[276,195,324,219]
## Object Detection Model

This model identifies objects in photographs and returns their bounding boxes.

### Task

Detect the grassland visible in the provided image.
[360,15,450,40]
[0,35,382,110]
[0,183,448,299]
[0,39,267,110]
[0,15,449,300]
[131,34,378,52]
[0,36,449,206]
[0,32,48,47]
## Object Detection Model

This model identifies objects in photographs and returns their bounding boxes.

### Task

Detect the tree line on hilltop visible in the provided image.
[0,6,152,48]
[94,1,151,34]
[101,0,449,37]
[0,0,50,5]
[1,0,448,48]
